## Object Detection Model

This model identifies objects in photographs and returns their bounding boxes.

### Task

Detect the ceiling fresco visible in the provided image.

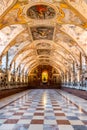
[30,26,54,40]
[61,8,83,25]
[39,59,50,63]
[0,0,87,76]
[27,4,55,19]
[0,0,14,16]
[37,49,51,55]
[36,42,51,49]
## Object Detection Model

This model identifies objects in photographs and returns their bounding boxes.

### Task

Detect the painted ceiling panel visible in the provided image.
[0,0,14,16]
[15,50,33,65]
[0,24,24,55]
[1,30,31,56]
[24,60,37,71]
[55,40,80,61]
[61,8,82,25]
[37,49,51,55]
[27,4,56,19]
[7,41,31,67]
[61,24,87,54]
[36,42,51,49]
[21,56,36,64]
[12,49,36,69]
[66,0,87,20]
[15,56,35,72]
[30,26,54,40]
[8,40,30,56]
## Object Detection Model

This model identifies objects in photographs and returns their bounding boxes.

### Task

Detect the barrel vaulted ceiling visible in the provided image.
[0,0,87,75]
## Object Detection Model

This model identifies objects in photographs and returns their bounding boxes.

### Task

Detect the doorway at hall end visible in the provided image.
[28,65,62,89]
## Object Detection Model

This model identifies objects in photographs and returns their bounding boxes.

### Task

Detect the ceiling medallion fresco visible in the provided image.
[36,42,51,48]
[37,49,51,55]
[30,26,54,40]
[27,4,55,19]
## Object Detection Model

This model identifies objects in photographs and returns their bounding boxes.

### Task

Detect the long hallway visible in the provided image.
[0,89,87,130]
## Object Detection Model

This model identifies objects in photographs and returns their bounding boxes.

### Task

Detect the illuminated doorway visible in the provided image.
[42,71,48,83]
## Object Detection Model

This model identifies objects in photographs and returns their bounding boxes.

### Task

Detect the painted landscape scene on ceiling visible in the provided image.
[37,49,51,55]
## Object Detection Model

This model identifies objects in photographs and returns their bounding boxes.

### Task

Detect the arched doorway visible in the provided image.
[28,65,61,89]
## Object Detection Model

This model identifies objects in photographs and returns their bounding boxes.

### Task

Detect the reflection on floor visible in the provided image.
[0,89,87,130]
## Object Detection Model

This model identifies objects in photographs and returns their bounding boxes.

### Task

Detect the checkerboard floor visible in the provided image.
[0,89,87,130]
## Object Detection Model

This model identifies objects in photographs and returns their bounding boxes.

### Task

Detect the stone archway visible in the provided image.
[28,65,61,89]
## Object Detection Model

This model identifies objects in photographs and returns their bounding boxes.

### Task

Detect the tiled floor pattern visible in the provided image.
[57,90,87,113]
[0,89,87,130]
